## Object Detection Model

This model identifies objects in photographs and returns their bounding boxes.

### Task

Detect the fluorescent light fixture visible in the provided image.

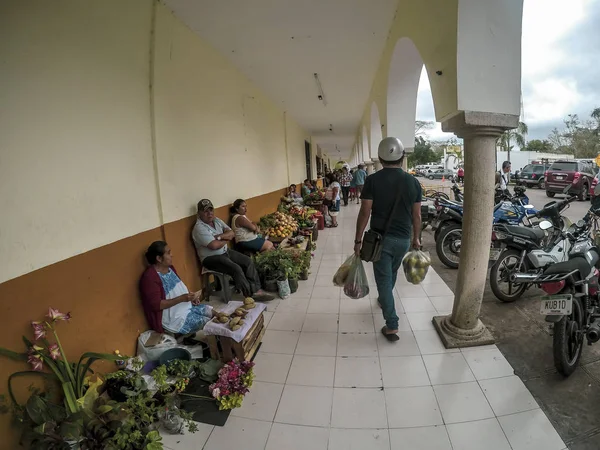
[314,73,327,106]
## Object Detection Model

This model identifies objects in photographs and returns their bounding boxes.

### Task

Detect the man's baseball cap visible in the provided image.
[378,137,405,162]
[197,199,214,212]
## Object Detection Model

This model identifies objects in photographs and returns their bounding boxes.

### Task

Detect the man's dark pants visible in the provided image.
[341,186,350,206]
[202,250,261,297]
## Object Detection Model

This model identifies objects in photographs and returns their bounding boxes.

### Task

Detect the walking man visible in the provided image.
[353,137,422,341]
[352,164,368,204]
[340,166,352,206]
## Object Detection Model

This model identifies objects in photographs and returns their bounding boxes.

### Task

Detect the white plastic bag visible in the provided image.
[277,279,291,299]
[402,249,431,285]
[136,330,205,361]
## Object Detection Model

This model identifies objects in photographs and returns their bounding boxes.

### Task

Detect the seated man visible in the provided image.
[192,199,274,301]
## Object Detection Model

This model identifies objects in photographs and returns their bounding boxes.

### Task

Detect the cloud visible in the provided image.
[418,0,600,142]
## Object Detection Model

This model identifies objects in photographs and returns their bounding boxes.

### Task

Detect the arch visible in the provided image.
[370,103,383,161]
[361,127,369,164]
[386,37,426,151]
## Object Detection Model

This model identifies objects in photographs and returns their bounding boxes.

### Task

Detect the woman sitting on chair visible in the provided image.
[230,199,274,253]
[139,241,214,335]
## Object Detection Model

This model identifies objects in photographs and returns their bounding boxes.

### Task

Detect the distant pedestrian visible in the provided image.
[457,167,464,184]
[340,167,352,206]
[352,164,368,204]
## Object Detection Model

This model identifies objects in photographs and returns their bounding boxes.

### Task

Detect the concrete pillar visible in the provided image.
[365,161,375,175]
[433,112,518,348]
[372,158,383,171]
[402,147,413,172]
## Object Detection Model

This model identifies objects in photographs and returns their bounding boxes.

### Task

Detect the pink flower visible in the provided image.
[211,388,220,399]
[48,343,61,360]
[47,308,71,322]
[31,321,46,340]
[28,354,43,371]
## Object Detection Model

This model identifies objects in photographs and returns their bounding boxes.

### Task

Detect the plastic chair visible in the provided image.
[201,268,233,303]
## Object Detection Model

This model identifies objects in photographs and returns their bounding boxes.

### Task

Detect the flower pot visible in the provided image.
[299,270,309,281]
[288,278,299,293]
[264,279,278,293]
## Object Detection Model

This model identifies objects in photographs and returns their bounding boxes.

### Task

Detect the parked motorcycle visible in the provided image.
[489,188,576,302]
[434,188,538,269]
[510,186,600,375]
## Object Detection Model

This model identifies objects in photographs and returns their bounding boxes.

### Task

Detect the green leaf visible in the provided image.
[26,395,53,425]
[96,404,113,415]
[0,347,28,362]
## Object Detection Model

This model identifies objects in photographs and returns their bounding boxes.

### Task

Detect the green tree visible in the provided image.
[415,120,435,136]
[549,112,600,158]
[407,136,439,167]
[524,139,553,153]
[497,121,528,162]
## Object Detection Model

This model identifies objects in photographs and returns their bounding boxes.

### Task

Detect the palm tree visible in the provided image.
[497,121,528,162]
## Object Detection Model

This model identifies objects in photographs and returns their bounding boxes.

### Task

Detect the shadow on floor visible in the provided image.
[422,228,600,450]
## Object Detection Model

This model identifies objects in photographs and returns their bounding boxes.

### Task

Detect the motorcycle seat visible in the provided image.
[502,225,546,242]
[543,256,590,280]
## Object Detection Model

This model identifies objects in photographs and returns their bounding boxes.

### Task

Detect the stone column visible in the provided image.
[372,158,382,171]
[433,112,518,348]
[365,161,375,175]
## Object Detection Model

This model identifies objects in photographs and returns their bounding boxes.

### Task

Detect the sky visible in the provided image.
[419,0,600,143]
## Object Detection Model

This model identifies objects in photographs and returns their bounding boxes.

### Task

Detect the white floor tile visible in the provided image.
[321,254,343,263]
[339,313,375,333]
[337,333,378,357]
[385,386,443,428]
[265,423,329,450]
[275,384,333,427]
[422,353,476,385]
[380,356,430,388]
[446,418,512,450]
[328,428,390,450]
[480,375,539,416]
[433,381,495,424]
[414,330,460,355]
[422,283,454,297]
[286,355,336,387]
[160,423,214,450]
[401,297,437,313]
[340,298,373,314]
[372,312,411,332]
[302,313,339,332]
[331,388,388,428]
[376,330,421,357]
[293,282,314,299]
[407,312,436,331]
[315,266,340,276]
[315,275,336,287]
[276,297,310,313]
[260,330,300,354]
[389,426,452,450]
[498,409,565,450]
[335,357,382,387]
[262,311,274,327]
[308,297,340,314]
[231,381,284,422]
[429,295,455,312]
[253,352,293,384]
[265,298,281,312]
[204,417,271,450]
[268,312,305,332]
[296,331,338,356]
[462,348,514,380]
[396,284,428,298]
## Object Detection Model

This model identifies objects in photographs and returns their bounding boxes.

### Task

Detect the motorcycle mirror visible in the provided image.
[538,220,553,231]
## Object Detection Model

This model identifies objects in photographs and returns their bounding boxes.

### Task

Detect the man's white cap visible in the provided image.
[378,137,405,162]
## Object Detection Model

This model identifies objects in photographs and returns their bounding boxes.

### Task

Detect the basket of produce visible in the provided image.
[259,211,298,242]
[304,190,325,206]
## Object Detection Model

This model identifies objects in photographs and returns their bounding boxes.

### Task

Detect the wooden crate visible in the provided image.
[205,313,265,363]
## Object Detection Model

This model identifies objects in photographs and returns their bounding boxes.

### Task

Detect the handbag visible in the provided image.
[360,185,403,262]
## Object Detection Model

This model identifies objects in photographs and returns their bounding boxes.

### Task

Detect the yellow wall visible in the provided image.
[0,0,161,284]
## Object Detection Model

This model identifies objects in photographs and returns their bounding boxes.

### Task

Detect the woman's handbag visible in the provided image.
[360,189,402,263]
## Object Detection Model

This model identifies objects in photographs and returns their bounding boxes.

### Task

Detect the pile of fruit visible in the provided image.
[303,190,325,204]
[214,298,257,331]
[259,211,298,239]
[403,250,431,285]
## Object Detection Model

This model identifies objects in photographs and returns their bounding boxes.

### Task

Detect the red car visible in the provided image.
[545,160,596,201]
[590,172,599,201]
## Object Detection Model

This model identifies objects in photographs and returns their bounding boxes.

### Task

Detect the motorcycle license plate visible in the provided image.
[540,295,572,315]
[431,218,441,230]
[489,248,502,261]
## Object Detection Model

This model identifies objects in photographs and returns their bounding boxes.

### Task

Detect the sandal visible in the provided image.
[381,326,399,342]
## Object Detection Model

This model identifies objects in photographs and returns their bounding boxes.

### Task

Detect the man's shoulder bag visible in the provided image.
[359,187,402,263]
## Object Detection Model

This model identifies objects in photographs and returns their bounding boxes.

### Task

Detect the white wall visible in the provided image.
[457,0,523,115]
[0,0,160,283]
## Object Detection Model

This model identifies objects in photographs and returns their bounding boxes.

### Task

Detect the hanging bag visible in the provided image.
[360,182,402,263]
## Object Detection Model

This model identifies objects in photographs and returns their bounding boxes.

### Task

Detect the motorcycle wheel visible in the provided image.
[489,249,528,302]
[436,224,461,269]
[553,295,584,377]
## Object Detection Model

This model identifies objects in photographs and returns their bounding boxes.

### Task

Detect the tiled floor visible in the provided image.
[162,204,567,450]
